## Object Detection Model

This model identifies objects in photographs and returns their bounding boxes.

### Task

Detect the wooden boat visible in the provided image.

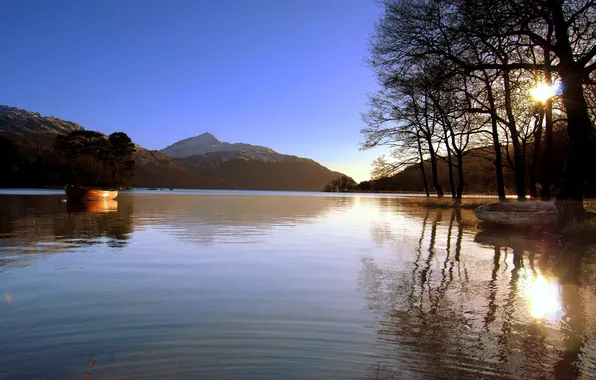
[474,201,558,226]
[65,185,118,201]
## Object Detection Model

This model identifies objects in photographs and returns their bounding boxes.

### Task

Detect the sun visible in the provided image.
[530,82,557,103]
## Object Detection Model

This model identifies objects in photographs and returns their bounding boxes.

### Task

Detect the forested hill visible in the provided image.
[355,142,568,195]
[0,105,344,191]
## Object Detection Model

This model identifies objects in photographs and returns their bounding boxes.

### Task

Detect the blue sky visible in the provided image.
[1,0,384,182]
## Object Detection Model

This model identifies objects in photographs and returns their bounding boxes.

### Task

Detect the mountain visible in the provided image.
[0,105,83,136]
[160,132,288,161]
[131,147,234,189]
[177,153,344,191]
[159,133,344,190]
[0,106,206,188]
[0,106,345,191]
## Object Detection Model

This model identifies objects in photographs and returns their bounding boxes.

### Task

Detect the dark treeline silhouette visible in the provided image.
[360,0,596,224]
[355,133,569,196]
[322,175,357,192]
[0,130,135,188]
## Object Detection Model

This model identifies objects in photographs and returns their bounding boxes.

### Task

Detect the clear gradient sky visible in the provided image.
[1,0,385,182]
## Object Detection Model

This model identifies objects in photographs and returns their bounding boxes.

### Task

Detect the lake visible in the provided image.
[0,190,595,379]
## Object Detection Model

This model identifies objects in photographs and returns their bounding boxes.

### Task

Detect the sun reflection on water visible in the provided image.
[530,274,562,321]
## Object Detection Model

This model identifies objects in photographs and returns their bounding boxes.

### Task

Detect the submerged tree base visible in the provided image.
[555,199,587,228]
[560,218,596,244]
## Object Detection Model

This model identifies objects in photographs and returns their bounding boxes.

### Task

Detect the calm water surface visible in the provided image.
[0,190,595,379]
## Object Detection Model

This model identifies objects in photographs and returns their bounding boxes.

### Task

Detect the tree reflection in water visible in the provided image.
[0,194,135,270]
[360,207,596,380]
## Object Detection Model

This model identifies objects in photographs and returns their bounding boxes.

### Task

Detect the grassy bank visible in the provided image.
[406,197,596,212]
[403,197,596,244]
[399,197,493,210]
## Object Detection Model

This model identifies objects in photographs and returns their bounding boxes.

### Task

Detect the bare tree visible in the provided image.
[457,0,596,221]
[361,83,445,196]
[369,0,596,224]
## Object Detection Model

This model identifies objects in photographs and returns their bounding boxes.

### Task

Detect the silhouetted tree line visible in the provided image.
[361,0,596,224]
[354,130,571,195]
[0,130,135,188]
[322,175,357,192]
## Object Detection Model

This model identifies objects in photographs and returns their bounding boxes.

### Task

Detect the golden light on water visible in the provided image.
[530,82,557,103]
[530,274,561,320]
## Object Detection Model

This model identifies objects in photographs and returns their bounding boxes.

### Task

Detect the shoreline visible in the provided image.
[2,188,596,244]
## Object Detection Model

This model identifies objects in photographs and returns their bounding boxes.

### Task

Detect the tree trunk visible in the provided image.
[555,71,591,225]
[447,122,464,202]
[456,152,464,201]
[540,97,554,200]
[540,40,554,201]
[485,75,506,201]
[511,142,527,201]
[426,137,444,197]
[417,134,430,197]
[548,0,591,225]
[503,70,526,201]
[443,126,456,198]
[529,112,544,199]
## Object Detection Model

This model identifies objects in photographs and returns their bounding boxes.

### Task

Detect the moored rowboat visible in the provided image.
[65,185,118,201]
[474,201,558,226]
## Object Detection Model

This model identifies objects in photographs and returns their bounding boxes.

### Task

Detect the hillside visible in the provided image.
[357,142,568,195]
[0,106,344,191]
[356,148,512,193]
[161,133,344,191]
[132,148,234,189]
[178,153,344,191]
[0,105,83,136]
[0,107,213,189]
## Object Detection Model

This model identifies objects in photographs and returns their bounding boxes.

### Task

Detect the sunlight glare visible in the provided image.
[530,274,561,320]
[530,82,557,103]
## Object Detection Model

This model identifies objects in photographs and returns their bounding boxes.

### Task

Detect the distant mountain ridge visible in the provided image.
[0,105,345,191]
[0,105,83,135]
[160,132,289,162]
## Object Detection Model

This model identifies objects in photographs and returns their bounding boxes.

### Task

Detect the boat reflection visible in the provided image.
[66,199,119,213]
[0,195,135,266]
